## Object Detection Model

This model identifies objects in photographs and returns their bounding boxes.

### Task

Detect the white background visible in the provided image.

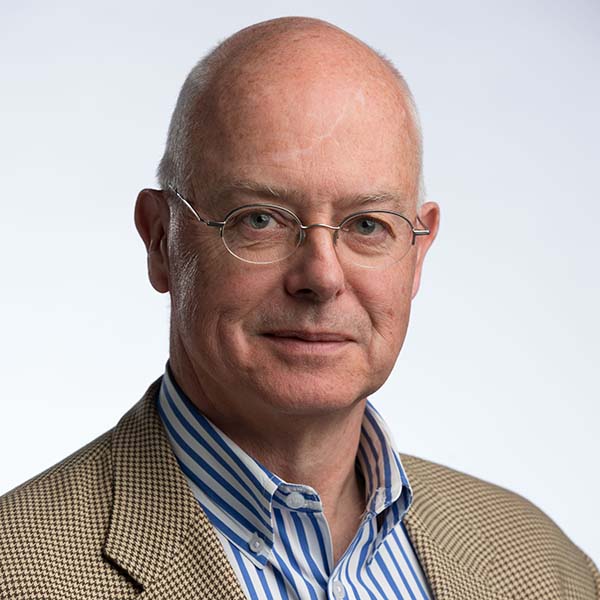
[1,0,598,563]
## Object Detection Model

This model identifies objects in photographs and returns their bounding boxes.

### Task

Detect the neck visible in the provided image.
[235,414,369,565]
[168,351,368,564]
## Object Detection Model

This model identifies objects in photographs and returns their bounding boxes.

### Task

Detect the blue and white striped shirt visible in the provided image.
[158,367,431,600]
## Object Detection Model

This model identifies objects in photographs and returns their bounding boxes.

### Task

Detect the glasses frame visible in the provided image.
[168,185,430,267]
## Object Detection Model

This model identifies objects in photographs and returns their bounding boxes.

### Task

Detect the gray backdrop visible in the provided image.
[2,0,598,561]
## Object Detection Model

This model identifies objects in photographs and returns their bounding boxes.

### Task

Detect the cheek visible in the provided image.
[170,251,204,323]
[356,263,415,350]
[171,242,281,340]
[168,221,233,312]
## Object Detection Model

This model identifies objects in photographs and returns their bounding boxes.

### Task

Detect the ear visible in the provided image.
[134,188,171,293]
[411,201,440,299]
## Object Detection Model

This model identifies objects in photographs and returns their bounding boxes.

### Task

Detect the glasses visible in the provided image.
[168,185,430,269]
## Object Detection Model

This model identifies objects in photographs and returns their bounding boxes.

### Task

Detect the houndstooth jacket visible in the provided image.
[1,379,598,600]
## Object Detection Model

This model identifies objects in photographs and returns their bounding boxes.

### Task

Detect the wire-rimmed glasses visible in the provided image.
[168,185,430,269]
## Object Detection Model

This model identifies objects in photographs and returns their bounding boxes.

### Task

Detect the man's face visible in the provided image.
[161,47,438,424]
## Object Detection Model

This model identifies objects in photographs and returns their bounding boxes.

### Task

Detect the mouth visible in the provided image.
[263,330,353,342]
[261,330,355,356]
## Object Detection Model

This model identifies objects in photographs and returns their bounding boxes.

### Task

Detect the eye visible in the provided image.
[231,208,284,231]
[227,206,296,237]
[349,216,386,236]
[245,212,273,229]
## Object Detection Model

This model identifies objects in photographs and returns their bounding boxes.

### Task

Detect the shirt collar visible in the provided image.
[157,366,413,565]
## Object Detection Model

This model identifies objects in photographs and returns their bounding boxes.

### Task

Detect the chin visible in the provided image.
[247,371,376,417]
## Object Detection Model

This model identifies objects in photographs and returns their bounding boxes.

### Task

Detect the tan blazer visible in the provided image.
[1,379,598,599]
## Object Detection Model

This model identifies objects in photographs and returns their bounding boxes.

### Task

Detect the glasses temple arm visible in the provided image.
[411,215,430,244]
[167,185,224,227]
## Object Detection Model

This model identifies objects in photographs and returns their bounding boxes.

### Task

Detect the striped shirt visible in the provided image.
[158,367,431,600]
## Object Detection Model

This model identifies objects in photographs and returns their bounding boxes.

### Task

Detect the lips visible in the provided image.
[264,330,353,342]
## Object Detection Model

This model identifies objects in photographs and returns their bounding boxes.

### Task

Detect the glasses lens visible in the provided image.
[222,205,301,264]
[338,212,413,268]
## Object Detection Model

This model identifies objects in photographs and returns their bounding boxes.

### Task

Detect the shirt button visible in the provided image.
[248,533,265,554]
[332,581,346,599]
[286,491,306,509]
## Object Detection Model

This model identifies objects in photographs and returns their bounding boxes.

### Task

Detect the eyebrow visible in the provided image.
[214,179,410,210]
[215,180,296,202]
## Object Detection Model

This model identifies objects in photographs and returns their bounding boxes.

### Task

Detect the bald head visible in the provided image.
[158,17,424,206]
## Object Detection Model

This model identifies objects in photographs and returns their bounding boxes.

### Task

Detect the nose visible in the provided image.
[284,225,346,302]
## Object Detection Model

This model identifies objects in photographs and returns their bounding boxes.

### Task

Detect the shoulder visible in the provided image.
[400,453,572,537]
[0,428,114,526]
[400,452,552,521]
[0,429,134,599]
[400,453,600,598]
[3,426,113,491]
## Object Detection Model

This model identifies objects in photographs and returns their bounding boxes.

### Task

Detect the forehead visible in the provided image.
[210,179,413,217]
[195,36,418,211]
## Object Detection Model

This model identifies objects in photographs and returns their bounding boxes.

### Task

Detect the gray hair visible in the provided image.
[376,54,426,207]
[157,44,224,199]
[157,42,426,207]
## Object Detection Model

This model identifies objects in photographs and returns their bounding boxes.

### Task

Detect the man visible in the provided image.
[0,16,597,600]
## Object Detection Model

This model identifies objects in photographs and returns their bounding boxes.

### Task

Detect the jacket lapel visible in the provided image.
[402,454,510,600]
[102,379,246,600]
